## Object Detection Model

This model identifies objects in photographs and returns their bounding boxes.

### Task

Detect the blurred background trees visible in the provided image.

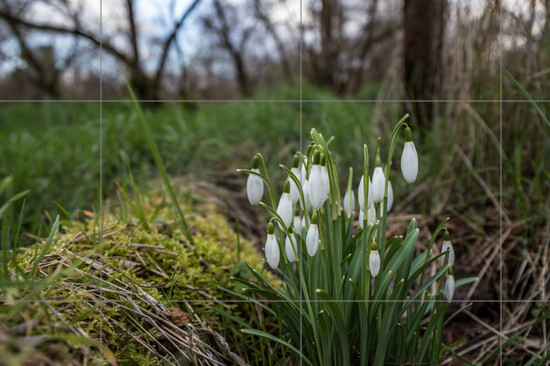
[0,1,548,110]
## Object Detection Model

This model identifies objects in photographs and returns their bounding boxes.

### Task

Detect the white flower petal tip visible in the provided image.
[246,168,263,206]
[367,204,377,226]
[445,275,455,302]
[306,224,319,256]
[358,176,373,212]
[276,193,293,229]
[386,181,394,213]
[372,167,385,203]
[300,180,312,212]
[369,250,380,277]
[285,235,297,262]
[359,210,364,229]
[265,234,279,269]
[441,240,455,267]
[343,190,355,217]
[289,168,301,204]
[309,165,327,209]
[401,141,418,183]
[293,216,302,234]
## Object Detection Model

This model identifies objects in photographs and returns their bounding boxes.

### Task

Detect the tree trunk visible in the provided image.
[404,0,446,129]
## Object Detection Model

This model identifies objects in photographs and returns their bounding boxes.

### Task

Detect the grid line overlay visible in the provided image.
[1,3,548,366]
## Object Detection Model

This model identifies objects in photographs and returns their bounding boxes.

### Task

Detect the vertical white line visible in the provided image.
[499,1,503,365]
[99,0,103,361]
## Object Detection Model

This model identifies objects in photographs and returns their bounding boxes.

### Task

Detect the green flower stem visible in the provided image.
[256,153,277,208]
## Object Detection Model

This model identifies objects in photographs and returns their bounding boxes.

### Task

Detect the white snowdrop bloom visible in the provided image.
[401,127,418,183]
[300,180,312,212]
[300,157,308,185]
[306,222,319,257]
[277,181,293,229]
[369,242,380,277]
[265,233,279,269]
[367,203,377,226]
[301,216,307,231]
[386,180,394,212]
[321,162,330,199]
[445,274,455,302]
[372,166,385,203]
[441,230,455,267]
[293,214,302,234]
[285,233,297,263]
[289,168,300,204]
[358,175,373,212]
[246,168,263,206]
[343,189,355,217]
[309,157,327,209]
[359,210,365,229]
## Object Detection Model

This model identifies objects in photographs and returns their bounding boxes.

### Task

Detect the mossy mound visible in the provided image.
[0,181,276,365]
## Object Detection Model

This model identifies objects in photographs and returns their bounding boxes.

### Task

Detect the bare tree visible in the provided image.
[404,0,446,128]
[0,0,202,99]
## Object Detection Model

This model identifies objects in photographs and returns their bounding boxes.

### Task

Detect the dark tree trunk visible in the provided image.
[404,0,446,129]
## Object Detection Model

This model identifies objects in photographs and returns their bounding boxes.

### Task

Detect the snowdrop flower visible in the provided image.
[277,180,293,229]
[300,143,314,186]
[309,151,327,209]
[441,229,455,267]
[320,154,330,199]
[285,228,297,263]
[369,241,380,277]
[367,203,377,226]
[386,180,394,212]
[264,222,279,269]
[358,175,373,212]
[343,189,355,218]
[372,165,385,203]
[246,155,263,206]
[359,210,365,229]
[293,208,302,234]
[300,180,312,212]
[445,269,455,302]
[401,127,418,183]
[289,154,301,204]
[306,212,319,256]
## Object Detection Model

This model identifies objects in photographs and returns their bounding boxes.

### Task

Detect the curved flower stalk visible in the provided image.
[445,268,455,302]
[246,155,264,206]
[285,228,297,263]
[306,212,320,256]
[264,221,279,269]
[276,180,293,229]
[369,241,380,277]
[401,127,418,183]
[309,151,327,209]
[441,229,455,267]
[289,154,301,204]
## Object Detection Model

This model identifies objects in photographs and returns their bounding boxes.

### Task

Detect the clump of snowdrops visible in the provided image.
[238,115,476,365]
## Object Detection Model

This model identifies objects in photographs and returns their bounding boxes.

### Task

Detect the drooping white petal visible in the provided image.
[359,210,364,229]
[401,141,418,183]
[285,235,297,262]
[265,234,279,269]
[358,176,373,212]
[343,190,355,217]
[445,275,455,302]
[369,250,380,277]
[309,165,327,209]
[367,203,377,225]
[372,167,385,203]
[289,168,300,204]
[276,192,293,229]
[246,168,263,206]
[306,224,319,256]
[300,157,308,185]
[301,216,307,231]
[321,165,330,198]
[441,240,455,267]
[386,180,394,212]
[293,215,302,234]
[300,180,312,212]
